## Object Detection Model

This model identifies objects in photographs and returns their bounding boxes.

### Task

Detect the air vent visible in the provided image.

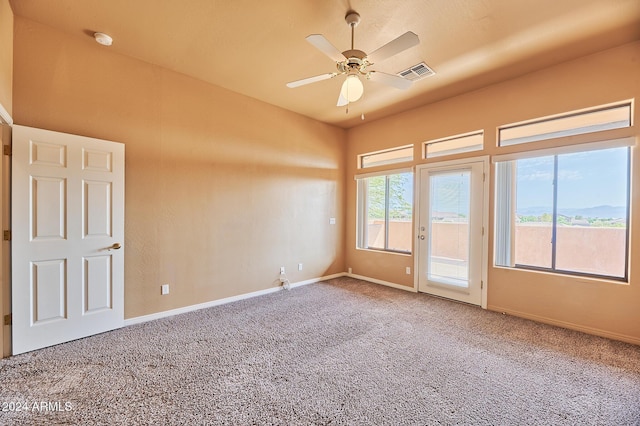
[397,62,435,81]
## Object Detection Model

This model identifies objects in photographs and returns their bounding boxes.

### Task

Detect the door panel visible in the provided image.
[32,259,67,323]
[12,125,124,354]
[84,255,113,313]
[84,180,112,237]
[416,158,488,306]
[32,177,67,239]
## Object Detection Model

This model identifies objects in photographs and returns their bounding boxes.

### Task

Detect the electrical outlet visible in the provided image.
[298,263,303,271]
[329,218,336,225]
[348,267,352,274]
[406,267,411,275]
[161,284,170,295]
[280,266,285,274]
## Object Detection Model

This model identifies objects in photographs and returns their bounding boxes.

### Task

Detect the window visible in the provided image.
[359,145,413,169]
[495,142,631,280]
[424,131,483,158]
[356,170,413,253]
[499,103,632,147]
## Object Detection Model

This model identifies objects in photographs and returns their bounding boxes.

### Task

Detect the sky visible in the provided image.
[397,146,628,220]
[516,147,628,212]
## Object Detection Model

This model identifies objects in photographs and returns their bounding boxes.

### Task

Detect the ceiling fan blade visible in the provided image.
[286,73,337,88]
[368,71,413,90]
[336,93,348,107]
[306,34,346,62]
[367,31,419,64]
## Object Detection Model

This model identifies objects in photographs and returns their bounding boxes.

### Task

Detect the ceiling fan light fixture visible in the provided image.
[340,75,364,102]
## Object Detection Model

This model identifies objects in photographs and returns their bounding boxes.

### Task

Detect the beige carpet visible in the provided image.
[1,277,639,425]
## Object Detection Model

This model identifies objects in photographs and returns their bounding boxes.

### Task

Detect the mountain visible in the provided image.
[517,205,626,219]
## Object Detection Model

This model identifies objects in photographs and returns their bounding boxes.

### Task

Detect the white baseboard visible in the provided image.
[124,273,345,326]
[489,305,640,346]
[346,273,417,293]
[289,272,345,288]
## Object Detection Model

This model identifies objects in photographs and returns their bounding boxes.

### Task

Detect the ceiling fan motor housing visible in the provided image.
[337,50,369,74]
[345,11,361,27]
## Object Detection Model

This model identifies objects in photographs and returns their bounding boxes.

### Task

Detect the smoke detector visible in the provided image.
[94,32,113,46]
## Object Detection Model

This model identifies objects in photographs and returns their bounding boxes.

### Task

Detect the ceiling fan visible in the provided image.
[286,10,420,108]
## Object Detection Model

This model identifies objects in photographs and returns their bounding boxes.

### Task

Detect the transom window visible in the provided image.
[424,131,483,158]
[359,145,413,169]
[499,102,632,147]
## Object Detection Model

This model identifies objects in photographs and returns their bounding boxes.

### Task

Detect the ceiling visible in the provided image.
[9,0,640,128]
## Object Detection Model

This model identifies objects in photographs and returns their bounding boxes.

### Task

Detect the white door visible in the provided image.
[416,157,488,307]
[12,125,124,354]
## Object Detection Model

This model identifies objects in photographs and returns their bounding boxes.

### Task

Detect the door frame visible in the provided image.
[0,105,13,358]
[413,156,490,308]
[0,122,10,358]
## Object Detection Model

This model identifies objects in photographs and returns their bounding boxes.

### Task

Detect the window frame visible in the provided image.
[498,102,632,147]
[355,168,413,255]
[493,139,634,282]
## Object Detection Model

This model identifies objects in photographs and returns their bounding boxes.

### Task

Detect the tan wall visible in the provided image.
[369,220,468,258]
[378,221,626,276]
[12,17,346,320]
[0,0,12,118]
[515,225,627,276]
[368,219,413,252]
[369,220,626,276]
[346,41,640,343]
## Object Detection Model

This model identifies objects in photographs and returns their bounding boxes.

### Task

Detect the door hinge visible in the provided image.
[481,227,484,236]
[3,314,11,326]
[3,145,10,156]
[481,280,484,290]
[3,230,10,241]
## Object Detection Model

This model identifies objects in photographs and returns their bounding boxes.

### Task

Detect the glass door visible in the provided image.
[417,158,487,306]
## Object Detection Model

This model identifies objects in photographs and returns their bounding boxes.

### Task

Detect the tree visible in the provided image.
[367,174,412,220]
[539,213,553,222]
